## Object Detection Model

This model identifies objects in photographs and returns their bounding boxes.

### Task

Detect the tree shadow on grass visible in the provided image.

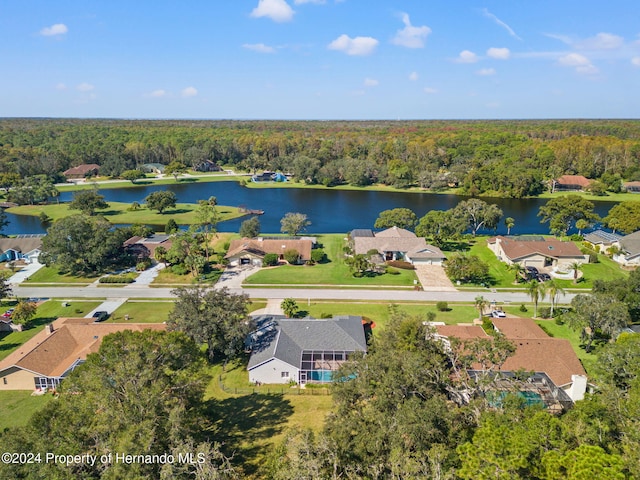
[204,394,294,474]
[177,178,197,183]
[164,208,190,215]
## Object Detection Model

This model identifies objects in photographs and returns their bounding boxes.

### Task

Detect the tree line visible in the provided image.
[1,118,640,198]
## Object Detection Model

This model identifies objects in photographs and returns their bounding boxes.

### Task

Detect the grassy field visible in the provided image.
[244,235,418,287]
[24,266,99,285]
[55,173,249,192]
[0,391,55,430]
[7,201,245,227]
[0,300,101,361]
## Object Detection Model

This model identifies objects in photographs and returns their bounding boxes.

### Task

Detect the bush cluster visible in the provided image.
[386,260,415,270]
[99,275,135,284]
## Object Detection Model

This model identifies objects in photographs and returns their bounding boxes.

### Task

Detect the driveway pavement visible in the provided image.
[414,265,456,291]
[7,261,45,285]
[125,263,166,287]
[84,298,128,319]
[251,298,285,316]
[215,265,260,289]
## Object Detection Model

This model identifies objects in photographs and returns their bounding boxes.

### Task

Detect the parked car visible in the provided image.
[537,273,551,282]
[92,311,109,322]
[490,310,507,318]
[525,266,539,275]
[1,309,14,318]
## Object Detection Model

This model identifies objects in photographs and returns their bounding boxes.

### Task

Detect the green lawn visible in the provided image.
[535,319,598,374]
[0,300,101,361]
[55,173,249,192]
[244,235,418,287]
[0,391,54,429]
[24,266,99,285]
[8,201,245,227]
[107,301,174,323]
[467,239,515,288]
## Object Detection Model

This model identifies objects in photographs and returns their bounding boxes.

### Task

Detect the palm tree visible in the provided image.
[474,295,488,320]
[508,263,526,284]
[526,280,545,318]
[544,279,566,317]
[281,298,299,318]
[568,261,583,284]
[504,217,515,235]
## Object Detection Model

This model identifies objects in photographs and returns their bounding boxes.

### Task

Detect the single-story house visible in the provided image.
[351,227,446,265]
[613,230,640,266]
[123,234,173,260]
[225,237,315,266]
[251,171,288,182]
[488,236,588,270]
[551,175,591,192]
[141,163,166,174]
[63,163,100,179]
[193,160,222,172]
[432,316,588,403]
[623,181,640,193]
[583,230,622,254]
[0,236,44,264]
[247,315,367,385]
[0,317,165,391]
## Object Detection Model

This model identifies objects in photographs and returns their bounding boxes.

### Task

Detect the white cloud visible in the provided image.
[455,50,478,63]
[558,53,598,74]
[632,57,640,67]
[55,83,67,90]
[391,13,431,49]
[364,78,378,87]
[149,89,167,97]
[482,8,522,40]
[40,23,68,36]
[76,83,94,92]
[250,0,294,22]
[328,34,378,56]
[476,68,496,76]
[486,47,510,60]
[243,43,276,53]
[181,86,198,97]
[578,32,624,50]
[423,87,438,94]
[408,71,419,81]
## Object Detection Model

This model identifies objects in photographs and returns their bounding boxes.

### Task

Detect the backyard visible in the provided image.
[243,234,418,287]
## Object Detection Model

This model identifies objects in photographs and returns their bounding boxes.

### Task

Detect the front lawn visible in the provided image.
[0,300,101,361]
[244,235,418,287]
[24,266,99,285]
[0,391,54,430]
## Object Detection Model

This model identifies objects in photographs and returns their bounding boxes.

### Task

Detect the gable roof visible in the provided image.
[0,318,166,378]
[555,175,591,187]
[63,164,100,177]
[225,238,313,261]
[619,230,640,258]
[248,315,367,370]
[491,317,548,339]
[352,227,444,259]
[489,236,584,261]
[375,226,417,238]
[584,230,622,245]
[0,237,43,254]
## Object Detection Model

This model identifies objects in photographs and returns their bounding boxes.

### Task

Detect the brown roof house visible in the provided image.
[123,234,173,260]
[488,236,588,270]
[0,317,165,391]
[225,237,315,266]
[63,163,100,179]
[431,316,588,405]
[551,175,591,192]
[623,181,640,193]
[351,227,446,265]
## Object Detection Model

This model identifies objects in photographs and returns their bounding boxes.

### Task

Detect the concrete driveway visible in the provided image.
[7,261,45,285]
[215,265,260,289]
[414,265,457,291]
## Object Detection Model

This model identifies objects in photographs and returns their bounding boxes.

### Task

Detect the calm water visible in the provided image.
[3,181,616,236]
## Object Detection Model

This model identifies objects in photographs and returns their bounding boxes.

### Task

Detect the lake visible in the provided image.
[2,181,616,236]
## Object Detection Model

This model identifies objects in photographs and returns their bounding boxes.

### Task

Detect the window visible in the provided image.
[281,372,289,378]
[2,378,6,385]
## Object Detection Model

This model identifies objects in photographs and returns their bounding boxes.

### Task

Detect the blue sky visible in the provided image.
[1,0,639,119]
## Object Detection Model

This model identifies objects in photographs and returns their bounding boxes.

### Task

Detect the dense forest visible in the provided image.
[1,119,640,198]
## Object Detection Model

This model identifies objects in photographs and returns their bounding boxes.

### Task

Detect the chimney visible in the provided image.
[568,374,588,402]
[46,323,54,335]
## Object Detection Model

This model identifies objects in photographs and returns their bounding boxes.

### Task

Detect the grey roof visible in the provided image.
[0,237,43,254]
[351,229,374,238]
[584,230,622,245]
[375,226,416,238]
[247,315,367,370]
[620,230,640,259]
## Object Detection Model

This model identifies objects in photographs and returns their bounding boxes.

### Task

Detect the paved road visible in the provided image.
[14,285,576,305]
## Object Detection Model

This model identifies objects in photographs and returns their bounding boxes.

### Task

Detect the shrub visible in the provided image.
[136,258,152,271]
[555,317,565,325]
[436,301,449,312]
[570,234,583,241]
[311,249,326,263]
[386,260,415,270]
[519,304,528,312]
[320,312,332,319]
[366,249,379,256]
[223,242,230,252]
[99,275,135,284]
[385,266,401,275]
[171,264,188,275]
[538,307,552,319]
[263,253,279,266]
[283,249,300,264]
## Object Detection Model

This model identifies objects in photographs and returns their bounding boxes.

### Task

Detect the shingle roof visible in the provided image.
[0,318,166,378]
[350,229,374,238]
[491,317,548,339]
[555,175,591,187]
[63,164,100,177]
[584,230,622,245]
[248,315,367,370]
[225,238,313,261]
[619,230,640,258]
[489,236,584,261]
[0,237,43,254]
[375,226,416,238]
[352,227,445,259]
